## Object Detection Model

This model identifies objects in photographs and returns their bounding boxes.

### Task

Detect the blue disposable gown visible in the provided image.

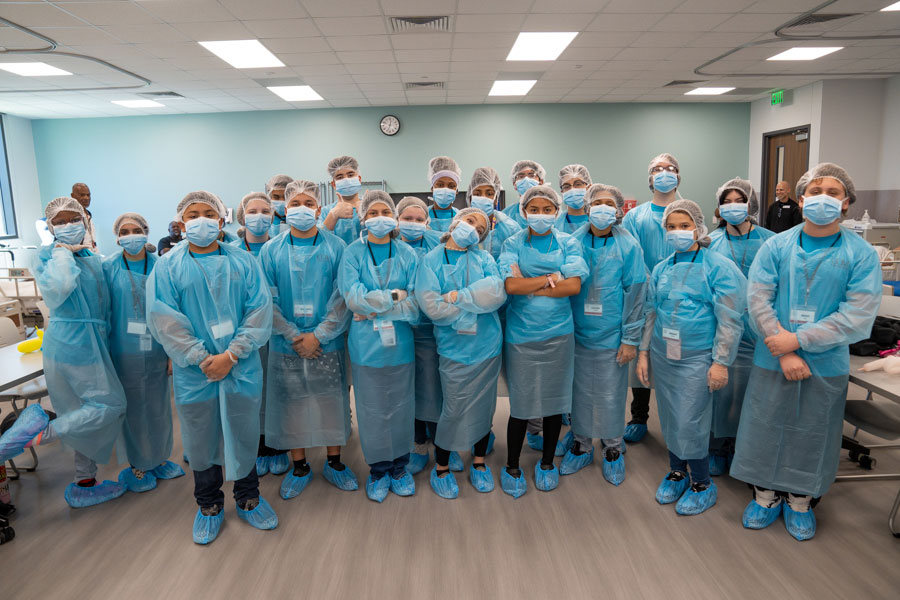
[554,209,591,235]
[319,202,362,246]
[103,251,172,471]
[260,230,351,450]
[416,244,507,449]
[707,225,776,437]
[570,225,648,440]
[269,212,288,239]
[35,246,126,462]
[641,247,747,459]
[147,242,272,481]
[731,226,881,497]
[499,228,588,419]
[428,206,458,233]
[501,202,528,228]
[622,201,674,275]
[338,238,420,464]
[479,211,522,262]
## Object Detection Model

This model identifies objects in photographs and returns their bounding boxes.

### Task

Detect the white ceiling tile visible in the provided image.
[173,20,254,40]
[650,13,732,32]
[602,0,683,12]
[314,17,386,36]
[300,0,381,18]
[456,0,534,14]
[521,15,594,31]
[715,13,794,33]
[569,31,641,47]
[448,71,500,81]
[454,15,526,33]
[136,41,211,59]
[743,0,824,13]
[357,82,403,92]
[337,50,395,64]
[243,19,320,39]
[631,32,696,47]
[397,62,449,74]
[393,49,451,62]
[380,0,449,14]
[279,53,341,66]
[264,37,333,53]
[450,48,509,62]
[687,32,761,47]
[60,2,161,26]
[296,73,355,83]
[327,35,392,51]
[0,3,87,27]
[102,23,189,43]
[450,61,505,73]
[676,0,755,11]
[220,0,308,20]
[531,0,613,11]
[135,0,235,23]
[36,26,121,46]
[345,62,400,74]
[558,47,622,61]
[587,13,665,31]
[352,73,402,83]
[390,33,452,50]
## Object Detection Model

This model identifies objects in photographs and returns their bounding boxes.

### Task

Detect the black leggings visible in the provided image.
[630,388,651,424]
[435,432,491,467]
[507,415,562,470]
[258,435,278,457]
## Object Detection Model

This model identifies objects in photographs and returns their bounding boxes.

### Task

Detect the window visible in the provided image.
[0,116,17,239]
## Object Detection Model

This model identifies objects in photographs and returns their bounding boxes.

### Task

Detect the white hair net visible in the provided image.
[285,179,321,204]
[520,184,561,220]
[716,177,759,223]
[45,197,86,233]
[796,162,856,205]
[176,191,226,222]
[663,199,710,248]
[235,192,271,226]
[586,183,625,225]
[558,164,592,188]
[440,207,491,244]
[113,212,149,235]
[396,196,430,223]
[466,167,501,204]
[510,159,546,184]
[428,156,461,187]
[327,155,359,178]
[264,174,292,198]
[360,190,396,220]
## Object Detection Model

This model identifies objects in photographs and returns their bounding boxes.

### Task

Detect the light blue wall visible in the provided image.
[30,102,749,251]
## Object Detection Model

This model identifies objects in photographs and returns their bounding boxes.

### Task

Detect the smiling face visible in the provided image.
[71,184,91,208]
[364,202,393,221]
[524,196,557,216]
[665,210,696,233]
[399,206,428,224]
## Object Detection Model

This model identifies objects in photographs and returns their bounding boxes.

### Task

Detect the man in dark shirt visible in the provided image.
[157,221,183,255]
[765,180,803,233]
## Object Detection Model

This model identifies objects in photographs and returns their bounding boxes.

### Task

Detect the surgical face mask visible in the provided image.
[562,188,586,209]
[366,216,397,238]
[399,221,426,240]
[589,204,617,230]
[515,177,539,196]
[666,229,696,252]
[244,213,273,236]
[653,171,679,194]
[802,194,843,226]
[719,203,748,226]
[471,195,494,216]
[527,213,556,235]
[54,222,86,246]
[271,200,286,215]
[119,233,147,255]
[335,177,362,198]
[432,187,456,209]
[184,216,220,247]
[450,220,479,249]
[286,205,317,231]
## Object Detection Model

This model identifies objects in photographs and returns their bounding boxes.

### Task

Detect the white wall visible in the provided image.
[879,75,900,191]
[2,114,42,249]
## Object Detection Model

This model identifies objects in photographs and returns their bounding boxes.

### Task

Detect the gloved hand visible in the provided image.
[616,343,637,365]
[707,362,729,391]
[442,290,459,304]
[636,351,651,387]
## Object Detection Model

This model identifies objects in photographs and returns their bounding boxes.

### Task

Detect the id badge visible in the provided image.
[457,319,477,336]
[790,306,816,325]
[270,286,279,299]
[373,319,396,347]
[139,334,153,352]
[584,302,603,317]
[210,319,235,340]
[663,327,681,361]
[127,320,147,335]
[294,303,315,318]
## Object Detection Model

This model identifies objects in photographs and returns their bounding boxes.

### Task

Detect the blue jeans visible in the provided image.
[369,453,410,480]
[193,465,259,509]
[668,451,710,486]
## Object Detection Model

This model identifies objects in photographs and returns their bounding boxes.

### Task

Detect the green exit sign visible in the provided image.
[771,89,784,106]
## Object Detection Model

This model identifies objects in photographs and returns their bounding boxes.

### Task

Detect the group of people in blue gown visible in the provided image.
[0,151,879,545]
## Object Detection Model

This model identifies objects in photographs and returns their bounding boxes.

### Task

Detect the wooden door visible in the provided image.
[762,126,810,226]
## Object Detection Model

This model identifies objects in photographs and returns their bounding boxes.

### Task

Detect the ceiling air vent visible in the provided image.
[389,16,451,33]
[405,82,445,90]
[664,80,707,87]
[785,13,861,28]
[140,91,185,99]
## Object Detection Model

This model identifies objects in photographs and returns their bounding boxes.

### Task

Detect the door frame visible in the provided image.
[760,124,811,220]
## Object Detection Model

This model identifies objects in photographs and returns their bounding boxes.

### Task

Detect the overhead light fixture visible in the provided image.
[506,32,578,61]
[685,87,735,95]
[881,2,900,11]
[199,40,284,69]
[112,99,165,108]
[767,47,843,61]
[489,80,537,96]
[0,62,72,76]
[267,85,323,101]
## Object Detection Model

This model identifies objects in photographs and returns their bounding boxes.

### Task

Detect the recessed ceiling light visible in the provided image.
[767,47,843,61]
[685,87,735,95]
[267,85,323,101]
[199,40,284,69]
[881,2,900,11]
[506,32,578,61]
[0,62,72,76]
[112,100,165,108]
[489,80,537,96]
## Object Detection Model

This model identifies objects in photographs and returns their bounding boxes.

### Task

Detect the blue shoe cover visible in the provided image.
[268,452,290,475]
[0,404,48,462]
[473,431,496,456]
[448,451,464,472]
[602,453,625,486]
[280,470,313,500]
[469,465,494,493]
[237,497,278,530]
[255,455,270,477]
[366,475,390,503]
[655,472,689,505]
[406,451,429,475]
[118,466,158,493]
[555,430,574,457]
[526,432,543,451]
[323,463,358,490]
[709,454,727,477]
[676,482,718,515]
[501,467,527,498]
[623,423,647,443]
[389,471,416,496]
[152,460,185,480]
[560,447,594,475]
[742,499,782,530]
[783,504,816,541]
[192,508,224,545]
[429,467,459,499]
[64,480,126,508]
[534,463,560,491]
[561,413,571,426]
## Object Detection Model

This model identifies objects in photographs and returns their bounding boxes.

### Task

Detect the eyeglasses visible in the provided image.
[561,180,588,192]
[650,165,678,174]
